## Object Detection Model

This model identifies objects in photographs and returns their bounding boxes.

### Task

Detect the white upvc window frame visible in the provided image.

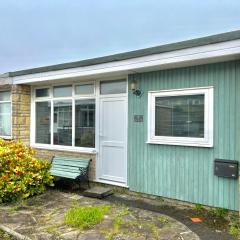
[0,90,12,139]
[31,82,96,153]
[148,86,214,147]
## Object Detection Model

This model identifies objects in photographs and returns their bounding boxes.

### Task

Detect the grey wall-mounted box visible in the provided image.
[214,159,239,179]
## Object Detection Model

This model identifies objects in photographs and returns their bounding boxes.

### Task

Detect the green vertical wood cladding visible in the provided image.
[128,60,240,210]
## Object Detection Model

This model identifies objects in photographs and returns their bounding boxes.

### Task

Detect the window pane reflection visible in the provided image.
[75,99,95,148]
[75,84,94,95]
[155,95,204,138]
[35,102,51,144]
[53,85,72,97]
[100,80,126,94]
[54,100,72,146]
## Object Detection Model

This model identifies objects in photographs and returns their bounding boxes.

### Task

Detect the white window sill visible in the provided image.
[147,139,213,148]
[31,144,97,154]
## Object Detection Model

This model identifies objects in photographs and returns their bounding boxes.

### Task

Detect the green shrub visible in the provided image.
[64,205,111,229]
[0,139,53,203]
[193,204,204,212]
[209,207,228,219]
[229,217,240,239]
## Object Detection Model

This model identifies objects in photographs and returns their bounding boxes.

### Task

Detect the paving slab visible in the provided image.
[106,194,237,240]
[0,190,200,240]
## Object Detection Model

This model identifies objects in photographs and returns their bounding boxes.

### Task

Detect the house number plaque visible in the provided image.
[134,115,143,122]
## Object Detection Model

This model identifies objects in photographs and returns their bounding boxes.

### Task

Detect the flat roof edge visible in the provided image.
[7,30,240,77]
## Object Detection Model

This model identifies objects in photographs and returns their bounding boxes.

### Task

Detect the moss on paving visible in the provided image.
[0,190,200,240]
[0,229,16,240]
[101,206,171,239]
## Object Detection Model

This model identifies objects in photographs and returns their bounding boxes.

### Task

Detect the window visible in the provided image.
[54,100,72,146]
[34,84,96,149]
[35,101,51,144]
[75,99,95,148]
[75,84,94,95]
[0,91,11,137]
[36,88,50,98]
[148,87,213,147]
[100,80,126,94]
[53,85,72,97]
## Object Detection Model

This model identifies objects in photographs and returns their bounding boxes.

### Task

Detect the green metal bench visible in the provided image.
[50,156,92,188]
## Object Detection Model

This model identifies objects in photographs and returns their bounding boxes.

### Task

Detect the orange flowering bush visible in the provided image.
[0,139,53,203]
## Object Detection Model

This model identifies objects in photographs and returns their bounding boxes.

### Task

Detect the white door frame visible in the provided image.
[95,79,128,187]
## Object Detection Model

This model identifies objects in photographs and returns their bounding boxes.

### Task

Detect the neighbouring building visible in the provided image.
[1,30,240,210]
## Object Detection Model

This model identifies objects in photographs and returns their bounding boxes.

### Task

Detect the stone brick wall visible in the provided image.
[11,84,31,144]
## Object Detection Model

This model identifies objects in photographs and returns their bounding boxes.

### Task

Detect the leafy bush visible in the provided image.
[193,204,204,212]
[64,204,111,229]
[209,207,229,219]
[229,217,240,239]
[0,139,53,203]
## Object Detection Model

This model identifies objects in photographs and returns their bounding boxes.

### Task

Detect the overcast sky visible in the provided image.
[0,0,239,73]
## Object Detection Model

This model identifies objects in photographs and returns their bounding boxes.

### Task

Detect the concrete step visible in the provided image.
[83,186,113,199]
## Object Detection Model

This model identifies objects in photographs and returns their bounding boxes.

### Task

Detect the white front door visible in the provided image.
[98,96,127,185]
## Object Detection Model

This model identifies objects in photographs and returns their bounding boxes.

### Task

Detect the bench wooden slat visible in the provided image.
[51,167,80,173]
[52,159,89,165]
[54,156,90,162]
[53,157,89,162]
[51,166,81,173]
[52,160,88,167]
[50,170,79,179]
[51,164,80,169]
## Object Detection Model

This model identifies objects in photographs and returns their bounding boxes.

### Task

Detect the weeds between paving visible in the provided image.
[57,182,240,239]
[0,229,16,240]
[0,185,239,240]
[106,193,239,240]
[0,190,199,240]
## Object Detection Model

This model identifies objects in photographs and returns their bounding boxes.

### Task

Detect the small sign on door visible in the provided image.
[134,115,143,122]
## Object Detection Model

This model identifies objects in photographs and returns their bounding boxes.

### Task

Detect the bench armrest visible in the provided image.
[50,155,55,164]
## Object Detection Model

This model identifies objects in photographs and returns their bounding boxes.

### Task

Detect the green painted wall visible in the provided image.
[128,60,240,210]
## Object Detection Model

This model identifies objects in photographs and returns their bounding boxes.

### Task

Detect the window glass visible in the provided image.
[53,100,72,146]
[35,102,51,144]
[0,102,11,136]
[36,88,50,98]
[75,84,94,95]
[155,95,204,138]
[53,85,72,97]
[0,91,10,101]
[75,99,95,148]
[33,85,97,148]
[100,80,126,94]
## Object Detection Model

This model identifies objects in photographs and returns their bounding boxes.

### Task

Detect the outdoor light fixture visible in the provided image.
[130,80,142,96]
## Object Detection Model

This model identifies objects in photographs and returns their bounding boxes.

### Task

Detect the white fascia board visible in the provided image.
[13,39,240,85]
